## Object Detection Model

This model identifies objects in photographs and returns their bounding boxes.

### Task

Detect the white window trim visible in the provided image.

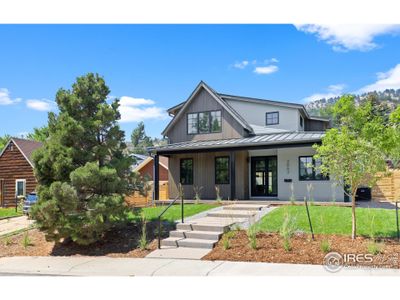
[15,179,26,197]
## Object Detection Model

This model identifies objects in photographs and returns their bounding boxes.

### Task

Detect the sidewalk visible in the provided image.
[0,256,399,276]
[0,216,34,237]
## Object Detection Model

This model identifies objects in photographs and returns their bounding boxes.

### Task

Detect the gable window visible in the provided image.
[210,110,222,132]
[198,112,210,133]
[180,158,193,185]
[299,156,329,181]
[15,179,26,197]
[300,115,304,128]
[187,113,198,134]
[215,156,230,184]
[266,112,279,125]
[187,110,222,134]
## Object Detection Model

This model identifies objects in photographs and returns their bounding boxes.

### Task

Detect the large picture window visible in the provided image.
[215,156,230,184]
[180,158,193,185]
[299,156,329,181]
[266,112,279,125]
[187,110,222,134]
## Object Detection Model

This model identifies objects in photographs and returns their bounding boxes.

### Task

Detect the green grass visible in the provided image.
[128,204,218,222]
[257,205,399,238]
[0,208,22,218]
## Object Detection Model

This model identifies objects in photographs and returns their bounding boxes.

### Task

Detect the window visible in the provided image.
[266,112,279,125]
[299,156,329,181]
[187,113,198,134]
[198,112,210,133]
[180,158,193,185]
[187,110,222,134]
[15,179,26,197]
[300,115,304,128]
[210,111,222,132]
[215,156,230,184]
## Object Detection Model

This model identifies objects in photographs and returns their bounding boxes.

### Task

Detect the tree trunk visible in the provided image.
[351,191,357,240]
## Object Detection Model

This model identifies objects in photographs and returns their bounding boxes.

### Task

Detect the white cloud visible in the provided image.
[295,24,400,51]
[233,60,249,69]
[118,96,168,122]
[358,64,400,93]
[119,96,155,106]
[265,58,279,64]
[254,65,279,75]
[303,83,346,102]
[26,99,56,111]
[0,88,22,105]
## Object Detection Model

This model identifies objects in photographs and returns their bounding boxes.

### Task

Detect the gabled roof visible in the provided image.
[133,155,168,172]
[152,131,325,154]
[165,83,330,124]
[0,138,43,168]
[162,81,254,136]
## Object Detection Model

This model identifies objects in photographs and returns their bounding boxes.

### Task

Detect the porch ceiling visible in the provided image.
[150,131,325,154]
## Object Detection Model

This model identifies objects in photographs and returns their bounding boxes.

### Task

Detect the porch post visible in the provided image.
[230,151,236,200]
[153,153,159,201]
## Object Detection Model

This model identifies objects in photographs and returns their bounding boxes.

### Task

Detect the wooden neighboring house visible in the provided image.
[133,155,169,181]
[0,138,42,207]
[126,155,169,207]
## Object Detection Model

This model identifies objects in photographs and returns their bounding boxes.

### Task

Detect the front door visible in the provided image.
[251,156,277,197]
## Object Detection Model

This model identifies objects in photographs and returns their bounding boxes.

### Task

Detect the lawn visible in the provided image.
[128,204,218,222]
[0,208,22,219]
[256,205,399,238]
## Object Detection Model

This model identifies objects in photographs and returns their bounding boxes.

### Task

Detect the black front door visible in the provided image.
[251,156,277,197]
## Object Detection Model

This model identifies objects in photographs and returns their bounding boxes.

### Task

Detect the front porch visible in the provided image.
[151,132,344,202]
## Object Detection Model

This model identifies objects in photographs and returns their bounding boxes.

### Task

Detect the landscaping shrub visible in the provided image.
[367,241,384,255]
[22,231,32,249]
[193,185,203,204]
[247,226,258,250]
[320,239,331,253]
[139,212,148,250]
[279,210,297,251]
[215,186,222,203]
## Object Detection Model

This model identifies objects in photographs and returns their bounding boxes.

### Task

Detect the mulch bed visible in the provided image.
[0,221,173,258]
[203,231,400,269]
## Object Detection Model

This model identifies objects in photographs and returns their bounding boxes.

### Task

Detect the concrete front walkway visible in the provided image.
[0,256,399,276]
[0,216,34,237]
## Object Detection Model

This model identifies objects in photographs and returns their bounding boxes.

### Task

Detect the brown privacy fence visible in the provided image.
[372,170,400,202]
[125,181,169,207]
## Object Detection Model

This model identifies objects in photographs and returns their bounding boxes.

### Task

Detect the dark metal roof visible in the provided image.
[151,131,325,154]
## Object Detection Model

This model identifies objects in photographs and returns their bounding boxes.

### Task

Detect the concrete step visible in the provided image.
[177,238,218,249]
[160,237,182,247]
[207,210,257,218]
[176,222,229,233]
[223,204,269,211]
[169,230,223,240]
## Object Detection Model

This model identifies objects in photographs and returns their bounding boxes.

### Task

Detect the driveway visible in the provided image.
[0,216,34,237]
[0,256,399,276]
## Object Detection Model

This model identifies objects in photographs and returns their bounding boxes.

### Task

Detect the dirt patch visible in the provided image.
[203,231,400,269]
[0,221,173,258]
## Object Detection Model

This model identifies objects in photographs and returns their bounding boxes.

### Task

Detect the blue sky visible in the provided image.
[1,24,400,139]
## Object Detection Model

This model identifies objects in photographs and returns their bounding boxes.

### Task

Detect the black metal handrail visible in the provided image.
[157,195,184,249]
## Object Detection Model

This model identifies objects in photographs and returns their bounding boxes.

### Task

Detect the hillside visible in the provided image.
[305,89,400,117]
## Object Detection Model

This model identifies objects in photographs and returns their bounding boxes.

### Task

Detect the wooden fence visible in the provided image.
[372,170,400,202]
[125,181,169,207]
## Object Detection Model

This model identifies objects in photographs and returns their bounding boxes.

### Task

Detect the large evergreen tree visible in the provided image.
[31,73,133,245]
[130,121,153,154]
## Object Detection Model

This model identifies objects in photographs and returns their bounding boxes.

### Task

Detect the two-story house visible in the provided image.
[151,81,344,202]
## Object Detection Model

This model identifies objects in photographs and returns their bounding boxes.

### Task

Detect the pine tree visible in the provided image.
[31,73,133,245]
